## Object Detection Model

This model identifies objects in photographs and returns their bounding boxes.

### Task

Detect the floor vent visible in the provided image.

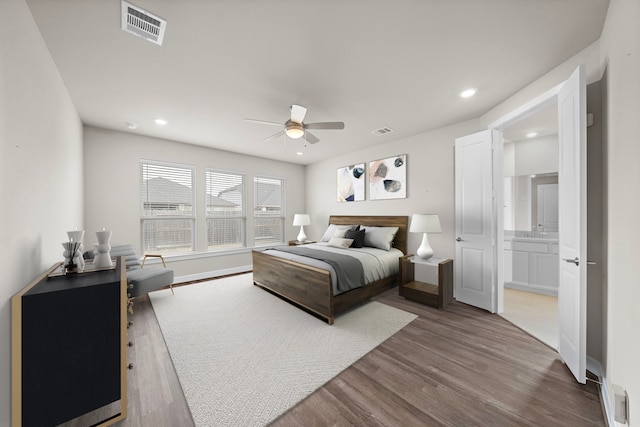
[372,127,394,136]
[121,1,167,46]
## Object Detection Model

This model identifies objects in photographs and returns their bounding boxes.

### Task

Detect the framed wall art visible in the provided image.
[337,163,365,202]
[369,154,406,200]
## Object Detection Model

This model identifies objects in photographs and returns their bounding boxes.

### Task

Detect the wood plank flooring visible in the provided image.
[118,282,605,427]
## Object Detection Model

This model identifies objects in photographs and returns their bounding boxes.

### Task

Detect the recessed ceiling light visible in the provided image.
[296,151,304,156]
[459,88,477,98]
[526,132,538,138]
[126,122,138,130]
[154,118,168,126]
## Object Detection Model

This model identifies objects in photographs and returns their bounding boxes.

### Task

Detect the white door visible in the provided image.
[454,130,495,312]
[536,183,559,232]
[557,65,587,384]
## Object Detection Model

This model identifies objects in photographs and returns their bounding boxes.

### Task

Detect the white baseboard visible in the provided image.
[174,265,252,284]
[587,356,616,427]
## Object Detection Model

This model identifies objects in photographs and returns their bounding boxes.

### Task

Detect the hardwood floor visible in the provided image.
[501,288,559,349]
[117,295,194,427]
[118,283,605,427]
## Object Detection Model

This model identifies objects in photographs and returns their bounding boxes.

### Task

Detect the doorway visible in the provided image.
[500,101,560,348]
[455,65,587,383]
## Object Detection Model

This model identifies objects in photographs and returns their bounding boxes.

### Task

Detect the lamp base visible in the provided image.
[416,233,434,260]
[297,226,307,243]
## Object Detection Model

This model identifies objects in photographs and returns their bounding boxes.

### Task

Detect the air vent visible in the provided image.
[121,1,167,46]
[372,127,394,136]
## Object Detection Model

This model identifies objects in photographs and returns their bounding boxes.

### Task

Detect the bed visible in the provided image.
[252,215,408,324]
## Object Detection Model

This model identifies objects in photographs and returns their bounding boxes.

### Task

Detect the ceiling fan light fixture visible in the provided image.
[285,123,305,139]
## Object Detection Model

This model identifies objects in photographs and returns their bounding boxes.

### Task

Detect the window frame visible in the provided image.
[253,175,285,247]
[140,160,196,255]
[205,168,247,251]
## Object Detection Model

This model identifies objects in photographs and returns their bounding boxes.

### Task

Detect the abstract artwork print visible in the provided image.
[369,155,406,200]
[337,164,365,202]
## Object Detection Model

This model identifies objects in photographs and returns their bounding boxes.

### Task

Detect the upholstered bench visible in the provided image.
[109,244,174,298]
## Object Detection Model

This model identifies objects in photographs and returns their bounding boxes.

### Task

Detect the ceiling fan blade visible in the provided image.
[304,131,320,144]
[264,130,285,142]
[305,121,345,130]
[244,118,282,126]
[290,104,307,124]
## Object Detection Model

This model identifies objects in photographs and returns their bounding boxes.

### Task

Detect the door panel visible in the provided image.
[557,65,587,384]
[537,183,559,232]
[455,130,494,312]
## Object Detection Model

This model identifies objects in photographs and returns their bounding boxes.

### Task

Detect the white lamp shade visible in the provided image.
[292,214,311,226]
[409,214,441,233]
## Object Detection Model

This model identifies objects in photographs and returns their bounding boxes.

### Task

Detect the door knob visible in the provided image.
[563,257,580,266]
[456,237,463,242]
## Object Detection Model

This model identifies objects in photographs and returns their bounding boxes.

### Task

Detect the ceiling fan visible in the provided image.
[244,104,345,144]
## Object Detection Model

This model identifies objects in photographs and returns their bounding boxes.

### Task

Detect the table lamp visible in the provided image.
[409,213,442,260]
[293,214,311,243]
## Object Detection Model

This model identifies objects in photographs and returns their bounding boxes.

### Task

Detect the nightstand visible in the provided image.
[399,255,453,308]
[287,240,317,246]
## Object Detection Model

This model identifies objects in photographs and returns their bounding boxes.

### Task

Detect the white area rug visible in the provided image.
[149,273,417,426]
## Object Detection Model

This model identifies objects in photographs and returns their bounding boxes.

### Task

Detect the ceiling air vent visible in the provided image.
[121,1,167,46]
[372,127,394,136]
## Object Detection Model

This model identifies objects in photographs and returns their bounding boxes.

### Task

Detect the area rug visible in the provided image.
[149,273,417,426]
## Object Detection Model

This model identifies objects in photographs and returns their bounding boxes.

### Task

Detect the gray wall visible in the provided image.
[83,126,307,280]
[599,0,640,420]
[0,0,83,425]
[305,120,481,261]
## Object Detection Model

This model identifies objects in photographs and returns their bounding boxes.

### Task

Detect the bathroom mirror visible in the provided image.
[504,172,558,232]
[503,102,559,233]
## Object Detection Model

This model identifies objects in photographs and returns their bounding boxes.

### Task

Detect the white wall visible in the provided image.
[599,0,640,424]
[0,0,83,425]
[305,119,481,261]
[513,135,559,177]
[83,126,306,280]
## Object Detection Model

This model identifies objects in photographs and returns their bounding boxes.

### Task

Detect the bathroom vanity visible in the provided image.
[504,236,559,296]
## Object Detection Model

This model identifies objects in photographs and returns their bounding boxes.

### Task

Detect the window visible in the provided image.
[206,170,246,250]
[253,176,284,246]
[140,161,195,255]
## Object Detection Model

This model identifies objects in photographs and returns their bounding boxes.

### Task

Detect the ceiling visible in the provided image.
[503,101,558,143]
[25,0,608,165]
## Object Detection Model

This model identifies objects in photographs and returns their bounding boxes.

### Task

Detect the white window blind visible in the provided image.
[253,176,284,246]
[206,170,246,250]
[140,161,195,254]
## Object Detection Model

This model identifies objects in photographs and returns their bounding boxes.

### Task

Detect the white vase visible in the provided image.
[94,230,112,268]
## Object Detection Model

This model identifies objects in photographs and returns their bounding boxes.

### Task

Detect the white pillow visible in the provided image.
[360,226,399,251]
[333,228,349,238]
[327,236,354,248]
[320,224,358,242]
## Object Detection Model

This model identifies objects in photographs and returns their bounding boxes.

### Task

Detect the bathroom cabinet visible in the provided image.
[504,238,559,296]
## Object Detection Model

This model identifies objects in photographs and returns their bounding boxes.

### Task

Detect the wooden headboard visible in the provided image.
[328,215,409,255]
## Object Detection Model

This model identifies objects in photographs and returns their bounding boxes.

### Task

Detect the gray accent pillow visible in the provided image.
[360,226,399,251]
[344,229,366,248]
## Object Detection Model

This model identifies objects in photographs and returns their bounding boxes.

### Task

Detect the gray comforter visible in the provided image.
[269,246,364,292]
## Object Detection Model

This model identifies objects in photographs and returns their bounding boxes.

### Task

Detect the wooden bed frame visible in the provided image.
[252,215,408,324]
